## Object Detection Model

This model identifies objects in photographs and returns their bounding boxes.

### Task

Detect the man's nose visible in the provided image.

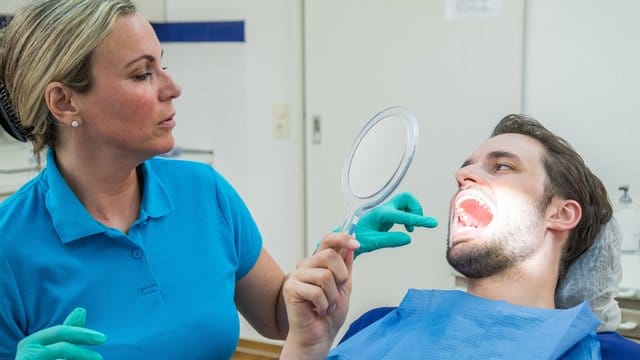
[455,164,483,188]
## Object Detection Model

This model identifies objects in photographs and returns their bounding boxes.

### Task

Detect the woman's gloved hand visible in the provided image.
[352,192,438,257]
[16,307,106,360]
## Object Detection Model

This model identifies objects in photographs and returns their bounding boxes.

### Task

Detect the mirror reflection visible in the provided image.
[348,114,406,199]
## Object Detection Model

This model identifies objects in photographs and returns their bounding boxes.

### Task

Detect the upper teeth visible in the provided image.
[455,191,494,227]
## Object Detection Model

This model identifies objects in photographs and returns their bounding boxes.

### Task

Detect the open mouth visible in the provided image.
[455,191,494,229]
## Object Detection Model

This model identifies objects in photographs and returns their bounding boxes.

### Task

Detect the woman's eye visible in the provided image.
[134,72,152,81]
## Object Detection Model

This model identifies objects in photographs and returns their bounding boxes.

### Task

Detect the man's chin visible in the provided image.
[446,243,513,279]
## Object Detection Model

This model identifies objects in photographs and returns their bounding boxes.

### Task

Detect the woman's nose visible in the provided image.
[160,72,182,100]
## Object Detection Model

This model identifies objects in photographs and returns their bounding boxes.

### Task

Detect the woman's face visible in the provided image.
[74,12,181,160]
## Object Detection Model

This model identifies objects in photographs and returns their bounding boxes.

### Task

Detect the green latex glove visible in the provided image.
[352,192,438,256]
[16,307,106,360]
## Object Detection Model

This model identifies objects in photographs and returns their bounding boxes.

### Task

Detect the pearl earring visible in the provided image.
[71,120,79,128]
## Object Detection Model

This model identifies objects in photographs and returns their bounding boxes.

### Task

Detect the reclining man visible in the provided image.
[281,114,640,359]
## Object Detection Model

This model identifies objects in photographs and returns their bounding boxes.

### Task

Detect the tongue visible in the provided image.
[459,199,493,227]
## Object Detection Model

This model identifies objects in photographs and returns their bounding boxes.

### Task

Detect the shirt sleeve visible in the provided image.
[209,168,263,279]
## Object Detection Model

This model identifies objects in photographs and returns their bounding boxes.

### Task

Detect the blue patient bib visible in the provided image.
[329,289,601,359]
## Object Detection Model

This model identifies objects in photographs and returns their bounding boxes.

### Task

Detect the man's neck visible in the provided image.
[465,249,560,309]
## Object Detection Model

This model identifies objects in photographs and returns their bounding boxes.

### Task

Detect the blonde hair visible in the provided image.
[0,0,136,165]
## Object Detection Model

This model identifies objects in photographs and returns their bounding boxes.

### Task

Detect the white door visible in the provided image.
[304,0,525,338]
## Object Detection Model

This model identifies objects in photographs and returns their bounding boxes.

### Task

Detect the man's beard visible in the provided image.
[446,200,542,279]
[447,241,518,279]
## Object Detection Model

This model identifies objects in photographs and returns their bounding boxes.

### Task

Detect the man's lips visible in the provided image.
[450,217,484,245]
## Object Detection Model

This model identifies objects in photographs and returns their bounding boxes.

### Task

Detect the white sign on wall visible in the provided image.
[445,0,502,20]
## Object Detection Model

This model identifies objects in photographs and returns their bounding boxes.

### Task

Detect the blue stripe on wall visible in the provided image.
[151,21,244,42]
[0,16,243,42]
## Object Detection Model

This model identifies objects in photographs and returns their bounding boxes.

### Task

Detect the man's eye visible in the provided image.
[495,163,513,171]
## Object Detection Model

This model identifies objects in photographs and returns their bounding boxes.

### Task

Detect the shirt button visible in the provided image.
[132,249,143,259]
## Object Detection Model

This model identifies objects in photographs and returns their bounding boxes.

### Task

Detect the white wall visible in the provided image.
[0,0,22,14]
[524,0,640,204]
[523,0,640,290]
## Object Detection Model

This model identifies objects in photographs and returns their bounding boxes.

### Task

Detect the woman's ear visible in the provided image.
[44,82,79,126]
[547,198,582,231]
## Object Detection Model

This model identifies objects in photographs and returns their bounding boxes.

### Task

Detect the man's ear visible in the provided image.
[547,198,582,231]
[44,82,79,126]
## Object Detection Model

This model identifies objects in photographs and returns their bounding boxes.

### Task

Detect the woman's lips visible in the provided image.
[158,114,176,128]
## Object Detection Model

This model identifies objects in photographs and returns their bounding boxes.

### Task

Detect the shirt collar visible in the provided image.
[138,158,173,219]
[44,149,173,243]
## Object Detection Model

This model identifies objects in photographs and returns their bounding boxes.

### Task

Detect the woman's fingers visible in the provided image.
[280,233,356,358]
[342,247,355,276]
[62,307,87,327]
[44,341,104,360]
[298,248,350,286]
[317,233,360,253]
[284,276,332,316]
[288,267,342,316]
[287,233,356,318]
[25,324,106,346]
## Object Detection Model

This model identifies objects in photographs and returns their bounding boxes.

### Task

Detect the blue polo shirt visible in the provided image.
[0,150,262,359]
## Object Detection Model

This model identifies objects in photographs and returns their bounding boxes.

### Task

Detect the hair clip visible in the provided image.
[0,83,28,142]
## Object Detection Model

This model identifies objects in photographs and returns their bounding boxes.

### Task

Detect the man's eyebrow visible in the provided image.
[460,150,520,168]
[487,150,520,162]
